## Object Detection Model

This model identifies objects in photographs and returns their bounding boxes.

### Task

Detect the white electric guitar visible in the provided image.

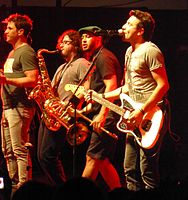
[65,84,164,149]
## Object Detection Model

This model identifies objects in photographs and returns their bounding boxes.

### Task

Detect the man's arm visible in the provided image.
[140,67,169,113]
[103,83,129,100]
[91,74,117,131]
[127,66,169,127]
[0,69,39,88]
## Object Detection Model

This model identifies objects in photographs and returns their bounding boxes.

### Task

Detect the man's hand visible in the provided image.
[84,89,102,103]
[126,109,144,128]
[90,113,106,133]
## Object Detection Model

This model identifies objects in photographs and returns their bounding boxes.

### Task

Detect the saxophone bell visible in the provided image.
[44,98,90,145]
[66,121,89,146]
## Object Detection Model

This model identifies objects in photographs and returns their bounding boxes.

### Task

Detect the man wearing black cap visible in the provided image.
[78,26,122,191]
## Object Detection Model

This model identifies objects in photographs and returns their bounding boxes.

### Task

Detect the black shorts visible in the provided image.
[86,110,118,161]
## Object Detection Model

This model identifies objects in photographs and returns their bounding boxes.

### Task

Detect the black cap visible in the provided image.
[78,26,102,35]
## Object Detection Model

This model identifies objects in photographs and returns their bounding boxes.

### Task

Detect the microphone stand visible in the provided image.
[67,47,103,177]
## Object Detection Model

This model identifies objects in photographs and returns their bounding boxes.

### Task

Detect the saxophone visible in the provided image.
[28,48,89,145]
[28,49,63,131]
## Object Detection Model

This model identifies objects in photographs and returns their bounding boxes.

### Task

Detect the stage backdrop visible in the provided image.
[0,6,188,185]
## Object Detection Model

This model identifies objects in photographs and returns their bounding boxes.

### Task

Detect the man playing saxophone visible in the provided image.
[37,29,91,186]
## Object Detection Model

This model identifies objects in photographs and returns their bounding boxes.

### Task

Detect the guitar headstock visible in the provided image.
[64,84,86,97]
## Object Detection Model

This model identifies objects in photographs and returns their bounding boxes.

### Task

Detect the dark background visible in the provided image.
[0,6,188,186]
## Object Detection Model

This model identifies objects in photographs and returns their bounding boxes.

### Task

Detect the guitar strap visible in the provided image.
[53,56,79,94]
[121,49,136,110]
[82,46,103,87]
[125,48,133,95]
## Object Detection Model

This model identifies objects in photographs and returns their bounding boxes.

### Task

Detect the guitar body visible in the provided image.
[65,84,164,149]
[117,93,164,149]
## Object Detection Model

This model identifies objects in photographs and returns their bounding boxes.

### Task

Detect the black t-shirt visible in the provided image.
[90,47,122,114]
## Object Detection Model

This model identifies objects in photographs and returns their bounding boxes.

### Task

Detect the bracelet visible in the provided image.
[102,93,105,99]
[139,108,145,115]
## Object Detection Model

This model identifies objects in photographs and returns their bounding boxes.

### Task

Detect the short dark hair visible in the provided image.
[129,10,155,41]
[4,13,33,37]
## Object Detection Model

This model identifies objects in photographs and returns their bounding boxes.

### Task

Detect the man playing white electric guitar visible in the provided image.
[83,87,164,149]
[85,10,170,192]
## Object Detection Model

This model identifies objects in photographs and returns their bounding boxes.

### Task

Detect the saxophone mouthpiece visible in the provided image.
[49,49,61,54]
[38,48,61,55]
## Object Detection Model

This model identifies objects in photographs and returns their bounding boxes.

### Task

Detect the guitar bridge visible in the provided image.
[141,119,152,132]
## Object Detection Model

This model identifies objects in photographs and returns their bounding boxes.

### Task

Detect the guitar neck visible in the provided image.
[65,84,125,117]
[92,93,124,116]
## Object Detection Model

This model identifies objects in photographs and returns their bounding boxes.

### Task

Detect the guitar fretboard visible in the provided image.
[65,84,125,117]
[92,93,125,116]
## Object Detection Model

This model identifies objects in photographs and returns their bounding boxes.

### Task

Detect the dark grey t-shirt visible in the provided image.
[1,44,38,109]
[51,57,90,102]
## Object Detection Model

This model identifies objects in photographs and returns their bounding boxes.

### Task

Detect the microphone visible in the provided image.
[94,29,123,37]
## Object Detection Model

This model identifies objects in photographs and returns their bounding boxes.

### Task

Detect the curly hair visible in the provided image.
[129,10,155,41]
[56,29,82,56]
